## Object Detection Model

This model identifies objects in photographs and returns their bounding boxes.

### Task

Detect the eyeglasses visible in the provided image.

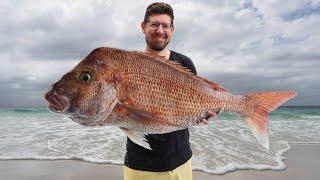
[147,21,173,30]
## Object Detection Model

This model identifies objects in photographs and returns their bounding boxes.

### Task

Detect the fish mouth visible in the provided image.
[44,90,69,113]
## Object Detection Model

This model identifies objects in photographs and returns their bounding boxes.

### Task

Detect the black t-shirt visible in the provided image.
[124,50,197,172]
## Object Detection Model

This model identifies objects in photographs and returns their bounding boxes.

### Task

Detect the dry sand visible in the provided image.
[0,144,319,180]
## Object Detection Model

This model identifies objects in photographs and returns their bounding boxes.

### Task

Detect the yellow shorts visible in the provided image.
[123,159,192,180]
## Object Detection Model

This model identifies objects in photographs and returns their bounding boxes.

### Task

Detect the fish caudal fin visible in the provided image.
[243,91,297,150]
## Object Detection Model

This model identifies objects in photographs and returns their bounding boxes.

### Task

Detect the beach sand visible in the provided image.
[0,144,319,180]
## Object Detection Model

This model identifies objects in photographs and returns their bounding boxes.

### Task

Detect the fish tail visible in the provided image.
[242,91,297,150]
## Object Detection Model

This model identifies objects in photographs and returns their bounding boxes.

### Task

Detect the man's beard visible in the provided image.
[145,38,170,51]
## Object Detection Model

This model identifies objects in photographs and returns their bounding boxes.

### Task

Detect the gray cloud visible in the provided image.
[281,2,320,21]
[0,0,319,107]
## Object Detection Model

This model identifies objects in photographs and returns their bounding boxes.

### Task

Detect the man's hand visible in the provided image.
[199,110,216,125]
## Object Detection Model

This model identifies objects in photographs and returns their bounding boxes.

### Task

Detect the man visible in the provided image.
[123,3,215,180]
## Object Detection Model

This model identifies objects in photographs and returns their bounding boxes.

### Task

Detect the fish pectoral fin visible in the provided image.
[120,127,152,150]
[115,102,174,126]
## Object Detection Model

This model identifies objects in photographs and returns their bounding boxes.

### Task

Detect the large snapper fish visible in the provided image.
[44,47,296,150]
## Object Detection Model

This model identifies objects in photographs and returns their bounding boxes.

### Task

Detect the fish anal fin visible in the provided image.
[120,127,152,150]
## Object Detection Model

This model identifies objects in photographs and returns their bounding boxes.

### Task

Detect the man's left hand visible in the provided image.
[199,110,216,125]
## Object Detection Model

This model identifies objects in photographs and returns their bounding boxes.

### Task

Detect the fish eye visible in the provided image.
[79,72,92,83]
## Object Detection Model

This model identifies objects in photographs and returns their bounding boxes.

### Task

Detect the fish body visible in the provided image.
[45,47,297,150]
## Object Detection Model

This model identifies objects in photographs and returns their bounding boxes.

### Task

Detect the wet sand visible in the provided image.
[0,144,319,180]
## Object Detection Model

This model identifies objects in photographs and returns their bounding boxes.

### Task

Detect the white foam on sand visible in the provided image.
[192,141,291,174]
[47,140,123,165]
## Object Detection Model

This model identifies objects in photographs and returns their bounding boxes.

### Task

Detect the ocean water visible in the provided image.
[0,106,319,174]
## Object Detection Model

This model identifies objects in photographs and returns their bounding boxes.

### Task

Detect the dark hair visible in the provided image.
[144,2,174,26]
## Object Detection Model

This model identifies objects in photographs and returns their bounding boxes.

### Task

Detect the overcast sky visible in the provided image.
[1,0,319,108]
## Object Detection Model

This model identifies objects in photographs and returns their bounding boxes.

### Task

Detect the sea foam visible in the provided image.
[0,107,320,174]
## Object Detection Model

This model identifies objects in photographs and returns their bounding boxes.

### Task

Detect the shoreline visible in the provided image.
[1,143,319,180]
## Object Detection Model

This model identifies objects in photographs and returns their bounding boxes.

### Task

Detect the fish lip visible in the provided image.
[45,91,69,113]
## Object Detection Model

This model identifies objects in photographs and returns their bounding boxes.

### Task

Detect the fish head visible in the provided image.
[44,48,118,126]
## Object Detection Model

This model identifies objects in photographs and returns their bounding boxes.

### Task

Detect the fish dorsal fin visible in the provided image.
[200,77,228,92]
[133,51,167,61]
[133,51,196,76]
[132,51,226,91]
